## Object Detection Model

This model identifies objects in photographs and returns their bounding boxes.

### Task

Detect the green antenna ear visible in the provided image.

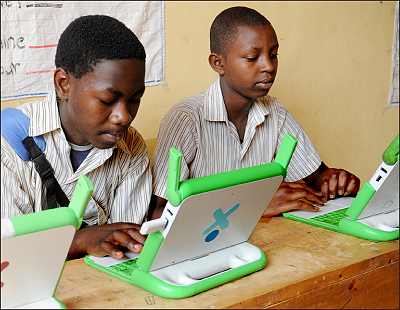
[166,148,183,206]
[382,134,399,165]
[274,133,298,169]
[70,174,93,229]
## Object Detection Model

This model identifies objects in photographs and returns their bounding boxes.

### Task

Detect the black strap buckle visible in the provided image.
[32,152,54,179]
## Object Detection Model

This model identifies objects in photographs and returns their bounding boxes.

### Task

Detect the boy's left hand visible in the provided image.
[304,162,360,202]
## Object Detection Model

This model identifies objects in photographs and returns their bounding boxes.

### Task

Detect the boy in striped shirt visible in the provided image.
[1,15,152,260]
[149,6,360,219]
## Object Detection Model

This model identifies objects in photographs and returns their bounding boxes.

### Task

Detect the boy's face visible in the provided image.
[218,24,279,103]
[57,58,145,149]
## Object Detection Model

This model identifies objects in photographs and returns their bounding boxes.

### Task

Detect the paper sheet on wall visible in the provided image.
[1,1,165,101]
[388,1,399,108]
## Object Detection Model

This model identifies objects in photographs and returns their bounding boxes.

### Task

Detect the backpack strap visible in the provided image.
[22,136,70,209]
[1,107,70,209]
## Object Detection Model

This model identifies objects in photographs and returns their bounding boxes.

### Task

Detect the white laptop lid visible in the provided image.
[1,225,75,309]
[358,160,399,219]
[149,175,283,271]
[1,174,93,309]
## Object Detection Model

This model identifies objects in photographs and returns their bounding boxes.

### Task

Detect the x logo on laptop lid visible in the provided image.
[203,203,240,242]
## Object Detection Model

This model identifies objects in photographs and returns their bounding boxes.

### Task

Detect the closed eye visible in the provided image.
[99,99,114,105]
[129,99,141,105]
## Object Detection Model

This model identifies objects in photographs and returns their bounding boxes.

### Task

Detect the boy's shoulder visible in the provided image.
[14,92,59,133]
[160,91,207,125]
[170,91,207,114]
[15,95,49,117]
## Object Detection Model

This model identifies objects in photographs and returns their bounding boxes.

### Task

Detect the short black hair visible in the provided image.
[55,15,146,79]
[210,6,271,56]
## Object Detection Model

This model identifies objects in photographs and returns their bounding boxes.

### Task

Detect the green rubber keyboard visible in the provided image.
[109,258,138,277]
[312,208,349,226]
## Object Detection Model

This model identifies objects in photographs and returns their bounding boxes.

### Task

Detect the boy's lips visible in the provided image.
[103,132,124,144]
[255,79,274,90]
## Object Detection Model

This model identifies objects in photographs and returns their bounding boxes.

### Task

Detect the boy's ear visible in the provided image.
[54,68,71,101]
[208,53,225,76]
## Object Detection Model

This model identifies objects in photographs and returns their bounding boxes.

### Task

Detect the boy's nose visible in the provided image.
[109,102,133,126]
[260,57,275,72]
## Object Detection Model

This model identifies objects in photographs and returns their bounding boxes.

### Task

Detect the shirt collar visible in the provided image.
[29,90,62,137]
[252,97,271,126]
[204,78,228,122]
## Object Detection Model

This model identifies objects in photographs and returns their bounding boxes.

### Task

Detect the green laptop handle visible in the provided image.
[10,174,93,236]
[382,134,399,165]
[166,133,298,207]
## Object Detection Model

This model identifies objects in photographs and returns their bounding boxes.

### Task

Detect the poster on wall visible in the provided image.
[1,1,165,101]
[388,1,399,108]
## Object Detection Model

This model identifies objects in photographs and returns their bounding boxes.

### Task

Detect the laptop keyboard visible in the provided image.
[312,208,349,226]
[109,258,138,277]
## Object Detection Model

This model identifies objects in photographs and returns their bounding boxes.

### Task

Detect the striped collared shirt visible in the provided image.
[152,78,322,199]
[1,91,152,225]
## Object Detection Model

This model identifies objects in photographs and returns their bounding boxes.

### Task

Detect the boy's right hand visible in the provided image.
[68,222,147,260]
[263,181,325,217]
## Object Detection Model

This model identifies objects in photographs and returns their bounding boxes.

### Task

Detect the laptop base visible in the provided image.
[85,241,266,299]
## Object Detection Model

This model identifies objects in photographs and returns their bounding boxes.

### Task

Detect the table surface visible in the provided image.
[56,216,399,309]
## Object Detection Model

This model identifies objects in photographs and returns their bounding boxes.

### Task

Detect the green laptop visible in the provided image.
[283,134,399,242]
[1,175,93,309]
[85,133,298,299]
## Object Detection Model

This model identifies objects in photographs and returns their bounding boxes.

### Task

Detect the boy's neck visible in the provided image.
[219,78,253,120]
[219,81,252,141]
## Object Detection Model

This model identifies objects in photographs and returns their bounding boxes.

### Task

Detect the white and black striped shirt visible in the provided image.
[1,91,152,225]
[152,78,322,199]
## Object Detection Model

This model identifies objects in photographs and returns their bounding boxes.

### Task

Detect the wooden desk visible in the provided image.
[56,216,399,309]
